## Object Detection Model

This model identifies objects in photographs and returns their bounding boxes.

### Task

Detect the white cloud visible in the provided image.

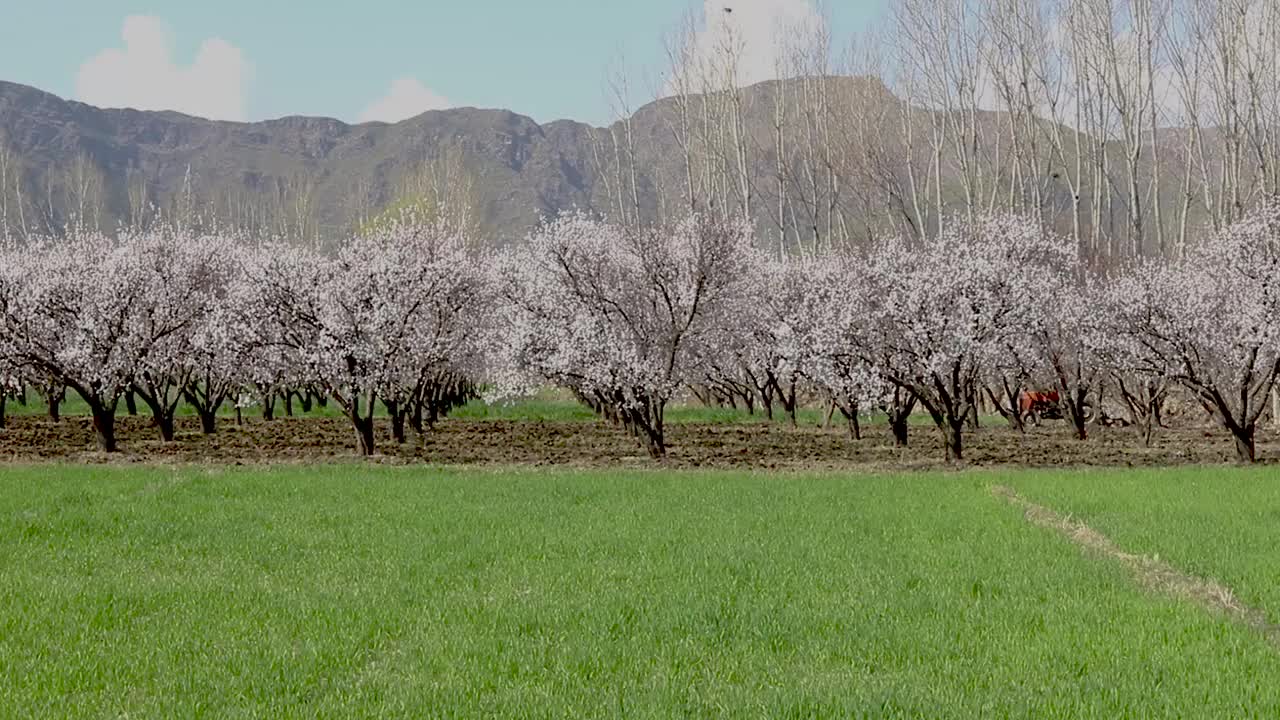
[75,16,250,121]
[666,0,824,93]
[357,77,453,124]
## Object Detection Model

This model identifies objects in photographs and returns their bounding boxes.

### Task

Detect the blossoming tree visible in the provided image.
[248,215,486,455]
[0,232,160,450]
[869,214,1066,461]
[1106,204,1280,462]
[492,212,754,457]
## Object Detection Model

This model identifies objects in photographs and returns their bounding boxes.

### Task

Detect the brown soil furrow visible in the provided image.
[992,485,1280,647]
[0,415,1277,468]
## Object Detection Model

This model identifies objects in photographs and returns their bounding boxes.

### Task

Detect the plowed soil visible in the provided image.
[0,414,1273,468]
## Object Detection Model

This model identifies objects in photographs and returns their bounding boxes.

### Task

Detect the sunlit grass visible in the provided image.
[1006,466,1280,625]
[2,465,1279,717]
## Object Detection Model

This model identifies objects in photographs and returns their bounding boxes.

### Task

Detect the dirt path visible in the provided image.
[992,485,1280,648]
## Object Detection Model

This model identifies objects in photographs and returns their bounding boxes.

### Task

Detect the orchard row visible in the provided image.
[1,203,1277,462]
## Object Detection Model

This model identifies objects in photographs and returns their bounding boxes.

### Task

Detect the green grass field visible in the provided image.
[1010,470,1280,626]
[2,465,1279,717]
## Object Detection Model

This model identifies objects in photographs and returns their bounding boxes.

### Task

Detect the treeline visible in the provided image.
[590,0,1280,263]
[2,199,1278,462]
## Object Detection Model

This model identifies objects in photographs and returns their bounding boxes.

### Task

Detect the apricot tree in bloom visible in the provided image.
[183,299,253,435]
[985,224,1101,440]
[869,214,1069,461]
[0,239,27,429]
[125,227,234,442]
[1028,276,1108,440]
[793,254,887,440]
[1106,203,1280,462]
[755,258,825,426]
[0,231,169,451]
[0,370,20,429]
[249,216,486,455]
[686,253,796,420]
[492,212,754,457]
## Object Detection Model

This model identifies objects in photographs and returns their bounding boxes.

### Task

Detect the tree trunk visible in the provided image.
[235,405,243,426]
[838,404,861,441]
[689,384,710,407]
[353,415,375,456]
[986,383,1024,433]
[886,389,916,448]
[91,405,117,452]
[261,392,276,421]
[298,392,313,413]
[926,403,965,463]
[641,420,665,458]
[1140,405,1156,447]
[1071,413,1088,441]
[125,391,138,416]
[1068,404,1088,441]
[156,415,175,442]
[47,393,61,422]
[945,417,965,462]
[139,394,177,442]
[1231,423,1256,463]
[965,390,980,431]
[891,416,910,447]
[283,391,294,417]
[642,399,666,458]
[385,400,407,444]
[410,401,425,435]
[644,432,664,458]
[184,385,225,435]
[392,413,407,444]
[0,394,6,430]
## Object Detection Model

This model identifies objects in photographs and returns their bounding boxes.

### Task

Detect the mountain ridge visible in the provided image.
[0,78,621,241]
[0,74,1041,247]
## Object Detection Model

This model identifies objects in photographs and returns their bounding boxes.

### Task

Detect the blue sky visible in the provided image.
[0,1,886,125]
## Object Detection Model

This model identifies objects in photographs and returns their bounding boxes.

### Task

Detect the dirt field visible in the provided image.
[0,414,1274,468]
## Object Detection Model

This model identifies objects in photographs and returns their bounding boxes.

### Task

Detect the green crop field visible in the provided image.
[1009,469,1280,627]
[2,464,1279,717]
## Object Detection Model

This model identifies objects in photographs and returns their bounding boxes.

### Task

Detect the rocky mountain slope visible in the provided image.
[0,80,620,241]
[0,76,1197,249]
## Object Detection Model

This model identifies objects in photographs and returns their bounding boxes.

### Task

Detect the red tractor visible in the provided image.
[1019,389,1094,425]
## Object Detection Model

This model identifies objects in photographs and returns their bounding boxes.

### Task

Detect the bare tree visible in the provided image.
[126,162,155,232]
[661,7,755,224]
[0,136,22,238]
[391,140,483,241]
[66,152,106,234]
[588,56,646,228]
